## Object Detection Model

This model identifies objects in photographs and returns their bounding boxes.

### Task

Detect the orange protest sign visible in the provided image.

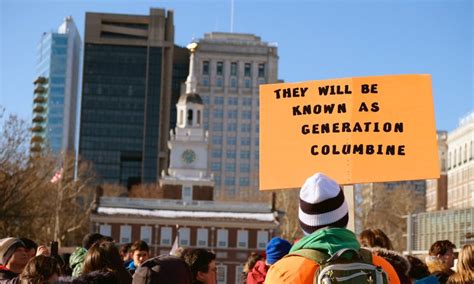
[259,74,439,190]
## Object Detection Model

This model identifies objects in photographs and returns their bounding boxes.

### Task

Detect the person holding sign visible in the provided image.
[264,173,400,284]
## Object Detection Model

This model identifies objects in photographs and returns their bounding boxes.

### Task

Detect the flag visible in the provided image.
[50,168,63,184]
[169,235,179,256]
[169,224,180,255]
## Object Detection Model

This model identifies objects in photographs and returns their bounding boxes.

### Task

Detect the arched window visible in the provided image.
[197,110,201,125]
[179,110,183,125]
[471,141,473,160]
[187,109,193,126]
[464,144,468,162]
[448,152,451,169]
[454,149,457,167]
[458,147,462,166]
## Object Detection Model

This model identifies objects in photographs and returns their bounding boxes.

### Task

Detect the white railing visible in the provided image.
[100,197,272,213]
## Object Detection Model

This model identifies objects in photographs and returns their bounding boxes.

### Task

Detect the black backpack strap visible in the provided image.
[358,248,373,264]
[325,248,361,263]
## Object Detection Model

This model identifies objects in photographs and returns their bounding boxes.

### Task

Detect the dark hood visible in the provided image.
[368,247,411,275]
[73,270,119,284]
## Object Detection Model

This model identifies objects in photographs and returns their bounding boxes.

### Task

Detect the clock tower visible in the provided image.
[160,43,214,201]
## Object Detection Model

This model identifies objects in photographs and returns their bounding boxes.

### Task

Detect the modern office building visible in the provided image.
[406,207,474,253]
[79,9,176,188]
[426,131,448,211]
[31,16,81,155]
[446,112,474,209]
[192,32,279,198]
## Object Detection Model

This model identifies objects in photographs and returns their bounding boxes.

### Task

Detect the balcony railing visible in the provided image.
[34,86,47,94]
[30,135,44,143]
[33,76,48,85]
[31,125,44,132]
[30,144,42,152]
[33,105,45,113]
[33,95,46,104]
[32,116,45,123]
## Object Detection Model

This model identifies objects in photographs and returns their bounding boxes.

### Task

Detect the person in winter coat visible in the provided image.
[0,238,28,284]
[447,244,473,284]
[241,252,263,284]
[359,229,411,283]
[180,249,216,284]
[265,173,401,284]
[19,255,61,283]
[69,233,106,277]
[75,241,132,284]
[406,255,431,282]
[247,237,291,284]
[126,241,150,276]
[426,240,456,284]
[132,255,193,284]
[369,247,411,284]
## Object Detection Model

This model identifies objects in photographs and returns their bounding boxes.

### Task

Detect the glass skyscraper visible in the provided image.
[79,9,177,188]
[32,16,81,154]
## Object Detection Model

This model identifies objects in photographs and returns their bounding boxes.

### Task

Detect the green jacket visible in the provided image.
[290,227,360,255]
[70,247,87,277]
[265,228,361,284]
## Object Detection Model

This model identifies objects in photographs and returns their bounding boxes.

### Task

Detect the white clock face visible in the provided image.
[182,149,196,164]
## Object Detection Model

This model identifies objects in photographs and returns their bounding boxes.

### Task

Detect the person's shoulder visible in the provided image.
[0,279,19,284]
[265,255,318,284]
[0,268,17,281]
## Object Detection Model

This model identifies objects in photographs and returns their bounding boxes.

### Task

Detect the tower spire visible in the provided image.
[185,42,198,94]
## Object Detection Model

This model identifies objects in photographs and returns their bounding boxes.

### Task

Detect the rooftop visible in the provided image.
[99,197,273,213]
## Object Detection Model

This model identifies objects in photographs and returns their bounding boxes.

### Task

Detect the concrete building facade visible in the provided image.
[446,112,474,209]
[31,16,81,155]
[79,9,175,187]
[406,207,474,253]
[192,32,279,197]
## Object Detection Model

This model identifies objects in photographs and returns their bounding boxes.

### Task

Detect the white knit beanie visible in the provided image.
[298,173,349,235]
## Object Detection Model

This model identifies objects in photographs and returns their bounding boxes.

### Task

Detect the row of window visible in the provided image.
[211,135,259,145]
[201,76,265,89]
[202,61,265,78]
[210,149,259,160]
[211,123,257,133]
[211,149,254,160]
[99,225,269,250]
[211,162,251,172]
[207,96,255,106]
[447,141,474,169]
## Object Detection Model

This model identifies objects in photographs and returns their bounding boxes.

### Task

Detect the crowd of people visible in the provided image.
[1,173,473,283]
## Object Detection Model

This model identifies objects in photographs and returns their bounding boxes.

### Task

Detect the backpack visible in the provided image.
[287,248,389,284]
